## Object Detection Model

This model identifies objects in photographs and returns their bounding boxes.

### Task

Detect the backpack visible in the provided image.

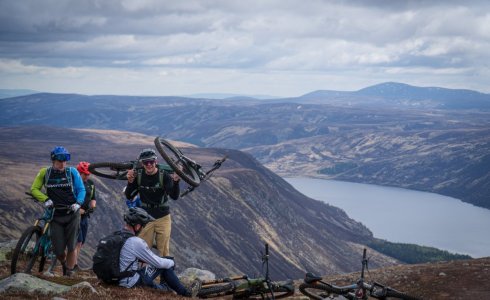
[43,166,75,194]
[92,230,136,284]
[136,164,174,206]
[136,163,173,187]
[81,180,96,211]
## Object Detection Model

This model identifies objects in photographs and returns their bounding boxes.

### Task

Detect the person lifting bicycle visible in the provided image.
[30,146,86,276]
[124,148,180,257]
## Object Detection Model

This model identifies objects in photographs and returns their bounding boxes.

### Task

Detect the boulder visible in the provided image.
[0,240,17,263]
[0,273,97,296]
[179,267,216,285]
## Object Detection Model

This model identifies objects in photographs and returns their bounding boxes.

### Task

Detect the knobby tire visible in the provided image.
[11,226,42,274]
[154,137,201,187]
[198,282,235,298]
[247,282,295,299]
[299,282,341,300]
[88,162,133,180]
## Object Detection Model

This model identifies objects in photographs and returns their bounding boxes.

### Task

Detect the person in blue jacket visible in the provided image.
[30,146,85,276]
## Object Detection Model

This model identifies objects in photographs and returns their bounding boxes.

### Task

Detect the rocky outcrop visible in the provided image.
[0,273,96,295]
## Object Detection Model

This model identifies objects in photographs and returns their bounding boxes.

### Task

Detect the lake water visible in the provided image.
[285,177,490,258]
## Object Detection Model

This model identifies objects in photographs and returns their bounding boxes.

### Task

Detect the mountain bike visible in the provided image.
[299,248,420,300]
[197,243,294,299]
[89,137,226,196]
[11,193,70,275]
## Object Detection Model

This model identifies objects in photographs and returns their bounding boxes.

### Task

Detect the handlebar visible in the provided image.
[180,155,227,197]
[25,192,74,212]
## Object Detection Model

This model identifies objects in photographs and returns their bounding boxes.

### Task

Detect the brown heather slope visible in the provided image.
[0,125,395,280]
[0,126,489,299]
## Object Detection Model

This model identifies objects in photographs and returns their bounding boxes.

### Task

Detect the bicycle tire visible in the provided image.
[247,281,295,299]
[89,162,133,180]
[299,282,343,300]
[154,137,201,187]
[198,282,235,298]
[11,226,42,274]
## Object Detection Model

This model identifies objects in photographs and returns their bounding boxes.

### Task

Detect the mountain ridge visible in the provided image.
[0,126,400,280]
[296,82,490,109]
[0,88,488,210]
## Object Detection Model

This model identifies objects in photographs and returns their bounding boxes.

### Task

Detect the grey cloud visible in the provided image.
[0,0,489,94]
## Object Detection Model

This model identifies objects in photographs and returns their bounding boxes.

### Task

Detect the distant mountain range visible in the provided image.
[0,89,39,99]
[2,81,490,109]
[289,82,490,110]
[0,82,488,211]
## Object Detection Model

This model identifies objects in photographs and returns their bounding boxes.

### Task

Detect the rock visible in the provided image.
[0,273,70,295]
[0,273,97,296]
[71,281,98,294]
[0,240,17,263]
[178,267,216,285]
[438,272,447,276]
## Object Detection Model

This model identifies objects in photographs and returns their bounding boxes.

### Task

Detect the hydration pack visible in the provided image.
[136,163,174,206]
[92,230,135,284]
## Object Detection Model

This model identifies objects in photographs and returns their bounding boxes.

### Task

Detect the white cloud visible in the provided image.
[0,0,489,95]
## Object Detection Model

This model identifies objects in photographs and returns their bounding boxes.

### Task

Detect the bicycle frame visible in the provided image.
[198,243,294,299]
[33,207,55,259]
[180,155,227,197]
[301,248,418,300]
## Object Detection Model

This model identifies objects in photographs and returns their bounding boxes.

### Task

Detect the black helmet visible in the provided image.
[138,148,157,161]
[124,207,155,227]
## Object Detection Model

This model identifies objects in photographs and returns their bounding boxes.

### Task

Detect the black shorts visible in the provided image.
[51,211,80,255]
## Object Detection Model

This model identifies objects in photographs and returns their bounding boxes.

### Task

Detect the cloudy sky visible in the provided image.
[0,0,489,97]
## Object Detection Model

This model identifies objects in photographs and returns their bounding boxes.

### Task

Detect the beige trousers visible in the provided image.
[139,214,171,256]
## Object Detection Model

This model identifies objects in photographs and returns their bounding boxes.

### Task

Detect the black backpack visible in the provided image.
[92,230,136,284]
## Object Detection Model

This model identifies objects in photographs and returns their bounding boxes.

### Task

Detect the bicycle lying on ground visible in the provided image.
[11,193,70,275]
[299,248,420,300]
[88,136,226,196]
[197,243,294,299]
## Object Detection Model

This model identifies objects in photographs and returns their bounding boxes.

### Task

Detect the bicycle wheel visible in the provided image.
[198,282,235,298]
[154,137,201,187]
[299,282,343,300]
[88,162,133,180]
[246,281,295,299]
[11,226,42,274]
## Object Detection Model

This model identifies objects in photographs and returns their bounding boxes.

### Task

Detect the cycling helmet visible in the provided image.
[50,146,71,161]
[77,161,91,175]
[124,207,155,227]
[138,148,157,161]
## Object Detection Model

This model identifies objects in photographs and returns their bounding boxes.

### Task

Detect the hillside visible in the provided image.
[0,87,488,210]
[0,126,400,280]
[1,255,489,299]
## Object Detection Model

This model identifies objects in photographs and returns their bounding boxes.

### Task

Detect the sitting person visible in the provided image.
[119,207,200,297]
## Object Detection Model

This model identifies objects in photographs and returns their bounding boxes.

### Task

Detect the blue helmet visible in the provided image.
[50,146,71,161]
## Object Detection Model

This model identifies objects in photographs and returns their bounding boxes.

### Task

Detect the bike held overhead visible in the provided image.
[124,148,181,257]
[88,137,227,257]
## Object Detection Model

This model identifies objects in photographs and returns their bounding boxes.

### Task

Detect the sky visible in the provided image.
[0,0,489,98]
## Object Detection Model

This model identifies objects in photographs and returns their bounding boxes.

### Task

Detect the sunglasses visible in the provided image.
[53,154,70,161]
[142,159,156,166]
